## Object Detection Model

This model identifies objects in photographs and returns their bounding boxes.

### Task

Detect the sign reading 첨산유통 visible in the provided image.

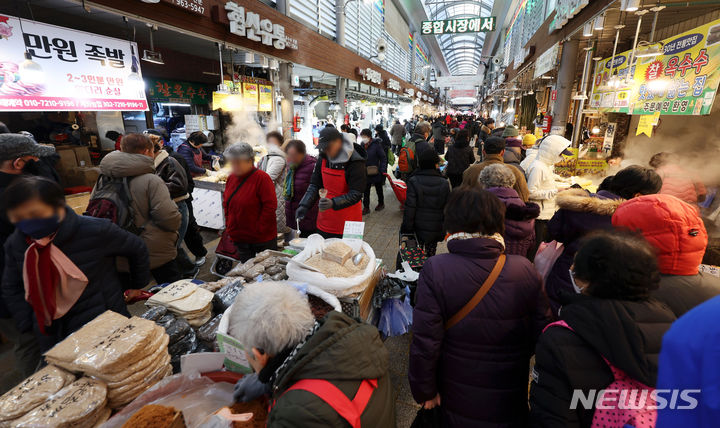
[420,17,496,35]
[0,14,148,111]
[589,17,720,115]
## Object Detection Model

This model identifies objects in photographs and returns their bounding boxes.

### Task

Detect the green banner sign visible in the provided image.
[421,17,496,35]
[146,79,212,104]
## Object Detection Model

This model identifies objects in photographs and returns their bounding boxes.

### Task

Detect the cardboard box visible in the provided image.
[67,166,100,187]
[72,146,92,166]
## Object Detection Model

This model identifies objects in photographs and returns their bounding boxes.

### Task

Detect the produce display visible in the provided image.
[121,404,182,428]
[0,365,76,425]
[43,311,171,409]
[13,378,109,428]
[147,280,214,327]
[305,241,370,278]
[195,168,230,183]
[226,249,291,281]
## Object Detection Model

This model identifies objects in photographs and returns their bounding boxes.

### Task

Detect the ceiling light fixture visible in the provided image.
[594,14,605,30]
[583,22,593,37]
[622,0,640,12]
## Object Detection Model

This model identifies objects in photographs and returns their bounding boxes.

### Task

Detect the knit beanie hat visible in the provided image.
[502,125,519,138]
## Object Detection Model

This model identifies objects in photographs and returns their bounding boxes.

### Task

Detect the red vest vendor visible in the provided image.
[296,127,366,238]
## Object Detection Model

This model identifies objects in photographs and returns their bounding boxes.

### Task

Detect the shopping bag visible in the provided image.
[410,407,444,428]
[534,240,564,282]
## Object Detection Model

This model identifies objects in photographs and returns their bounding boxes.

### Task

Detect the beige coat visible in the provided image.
[97,151,181,268]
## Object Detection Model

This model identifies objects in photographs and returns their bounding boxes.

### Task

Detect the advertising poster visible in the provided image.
[589,17,720,115]
[0,14,148,111]
[242,82,258,110]
[258,84,272,112]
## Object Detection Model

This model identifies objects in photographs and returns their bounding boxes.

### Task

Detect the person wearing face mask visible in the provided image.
[177,131,215,177]
[360,129,387,215]
[0,133,56,380]
[2,176,150,352]
[295,127,366,239]
[283,140,318,237]
[229,281,394,426]
[529,230,676,427]
[259,131,291,241]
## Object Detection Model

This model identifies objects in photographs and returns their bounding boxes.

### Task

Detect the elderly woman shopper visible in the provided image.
[360,128,387,214]
[229,281,395,426]
[283,140,318,237]
[479,164,540,257]
[409,187,548,427]
[2,176,150,351]
[530,230,676,427]
[296,127,366,239]
[259,131,291,240]
[223,143,277,262]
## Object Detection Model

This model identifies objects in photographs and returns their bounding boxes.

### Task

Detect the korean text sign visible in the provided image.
[0,14,148,111]
[589,17,720,115]
[420,17,496,35]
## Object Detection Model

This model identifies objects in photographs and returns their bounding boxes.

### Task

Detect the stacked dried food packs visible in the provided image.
[142,306,197,372]
[44,311,171,409]
[147,280,214,327]
[199,276,244,292]
[305,241,370,278]
[12,377,109,428]
[0,365,76,426]
[226,250,291,281]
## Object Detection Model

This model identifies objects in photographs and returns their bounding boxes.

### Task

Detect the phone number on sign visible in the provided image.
[170,0,205,14]
[0,97,147,110]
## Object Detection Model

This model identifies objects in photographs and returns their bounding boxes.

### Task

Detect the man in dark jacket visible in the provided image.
[463,136,530,201]
[229,282,394,427]
[374,124,392,154]
[360,129,387,214]
[431,118,446,154]
[0,133,56,379]
[401,150,450,256]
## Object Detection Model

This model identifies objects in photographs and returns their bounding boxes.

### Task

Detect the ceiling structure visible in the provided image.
[422,0,494,76]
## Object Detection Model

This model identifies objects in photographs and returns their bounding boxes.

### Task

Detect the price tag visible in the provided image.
[343,221,365,240]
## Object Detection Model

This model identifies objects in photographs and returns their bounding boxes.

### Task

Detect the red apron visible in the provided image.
[317,159,362,235]
[191,149,204,177]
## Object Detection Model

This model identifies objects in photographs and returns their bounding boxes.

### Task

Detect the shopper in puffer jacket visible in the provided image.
[480,164,540,257]
[283,140,317,236]
[410,187,548,427]
[444,129,475,188]
[401,150,451,257]
[613,194,720,316]
[530,230,676,427]
[544,188,624,314]
[259,131,290,237]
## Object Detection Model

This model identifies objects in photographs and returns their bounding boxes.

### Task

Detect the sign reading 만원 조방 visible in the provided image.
[0,14,148,111]
[420,17,496,35]
[589,17,720,115]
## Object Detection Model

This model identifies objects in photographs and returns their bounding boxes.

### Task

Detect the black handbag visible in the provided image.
[410,407,444,428]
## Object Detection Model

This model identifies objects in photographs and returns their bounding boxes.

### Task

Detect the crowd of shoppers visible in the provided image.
[2,114,720,428]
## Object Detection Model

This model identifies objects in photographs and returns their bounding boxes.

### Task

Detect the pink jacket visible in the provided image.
[656,164,706,204]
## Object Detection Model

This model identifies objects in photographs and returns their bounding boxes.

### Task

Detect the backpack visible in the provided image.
[84,175,142,234]
[398,139,417,174]
[543,321,657,428]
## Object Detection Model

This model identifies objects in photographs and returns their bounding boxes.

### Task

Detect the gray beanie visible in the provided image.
[0,133,55,161]
[224,142,254,160]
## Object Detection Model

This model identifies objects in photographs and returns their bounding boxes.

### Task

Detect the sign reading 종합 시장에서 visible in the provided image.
[589,17,720,115]
[0,14,148,111]
[421,17,496,35]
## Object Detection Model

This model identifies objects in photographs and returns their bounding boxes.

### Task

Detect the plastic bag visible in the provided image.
[102,374,235,428]
[140,305,167,321]
[378,293,413,337]
[286,236,377,297]
[168,328,197,361]
[164,316,191,344]
[213,280,244,313]
[534,240,564,282]
[197,314,222,347]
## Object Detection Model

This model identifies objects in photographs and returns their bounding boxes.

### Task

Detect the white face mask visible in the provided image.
[362,137,371,144]
[569,269,584,293]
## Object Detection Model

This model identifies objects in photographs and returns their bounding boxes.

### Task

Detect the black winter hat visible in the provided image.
[318,127,343,154]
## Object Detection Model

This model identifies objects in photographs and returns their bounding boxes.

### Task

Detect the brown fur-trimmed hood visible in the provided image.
[555,188,625,215]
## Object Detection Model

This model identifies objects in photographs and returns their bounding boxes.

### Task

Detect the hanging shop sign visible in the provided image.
[258,84,272,112]
[449,89,477,99]
[404,88,415,97]
[242,82,258,110]
[590,18,720,115]
[357,67,382,85]
[161,0,208,17]
[549,0,589,33]
[212,91,244,111]
[147,79,211,104]
[387,79,401,91]
[225,2,298,50]
[435,75,482,88]
[603,122,616,156]
[534,43,559,78]
[420,17,496,35]
[0,14,148,111]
